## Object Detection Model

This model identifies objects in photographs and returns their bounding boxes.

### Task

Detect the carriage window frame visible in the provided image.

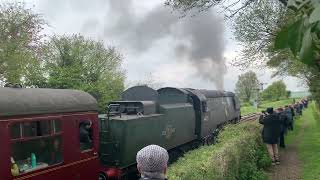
[10,120,62,141]
[9,119,63,176]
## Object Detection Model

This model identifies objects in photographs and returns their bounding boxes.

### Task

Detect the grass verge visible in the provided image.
[168,122,271,180]
[286,102,320,179]
[241,99,293,115]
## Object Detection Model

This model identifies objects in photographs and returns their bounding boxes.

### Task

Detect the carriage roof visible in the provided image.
[0,87,98,118]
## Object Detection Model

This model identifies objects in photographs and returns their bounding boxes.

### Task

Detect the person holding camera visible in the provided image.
[259,107,282,165]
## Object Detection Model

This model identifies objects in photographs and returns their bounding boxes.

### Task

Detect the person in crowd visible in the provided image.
[50,138,63,165]
[302,99,308,108]
[298,102,304,115]
[285,105,293,131]
[276,108,288,148]
[289,104,295,118]
[80,120,93,150]
[136,145,169,180]
[294,103,301,116]
[259,107,281,165]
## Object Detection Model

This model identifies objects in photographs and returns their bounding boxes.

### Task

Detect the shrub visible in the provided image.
[168,122,271,180]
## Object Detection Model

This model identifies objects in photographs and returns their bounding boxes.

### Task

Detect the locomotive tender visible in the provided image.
[99,86,241,179]
[0,85,240,180]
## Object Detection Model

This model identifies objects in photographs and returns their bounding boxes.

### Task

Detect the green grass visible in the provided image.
[286,102,320,179]
[168,122,270,180]
[241,99,294,115]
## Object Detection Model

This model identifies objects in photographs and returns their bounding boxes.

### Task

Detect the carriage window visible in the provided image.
[79,120,93,151]
[10,120,63,176]
[11,123,21,139]
[22,121,37,137]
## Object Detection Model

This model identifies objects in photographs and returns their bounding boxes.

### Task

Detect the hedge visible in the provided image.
[168,122,271,180]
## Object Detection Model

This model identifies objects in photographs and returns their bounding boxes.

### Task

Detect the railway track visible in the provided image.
[240,113,261,123]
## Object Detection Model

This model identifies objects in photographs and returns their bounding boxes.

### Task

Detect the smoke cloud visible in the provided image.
[40,0,226,89]
[104,1,226,89]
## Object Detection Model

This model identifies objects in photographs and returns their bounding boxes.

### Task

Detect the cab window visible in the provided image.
[79,120,93,151]
[10,120,63,176]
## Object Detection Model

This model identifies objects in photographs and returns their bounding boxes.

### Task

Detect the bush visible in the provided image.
[168,122,271,180]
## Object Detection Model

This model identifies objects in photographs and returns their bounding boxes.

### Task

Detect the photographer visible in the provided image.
[259,107,281,165]
[276,108,288,148]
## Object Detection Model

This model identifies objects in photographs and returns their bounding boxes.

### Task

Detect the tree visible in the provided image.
[261,80,287,101]
[231,0,289,68]
[165,0,288,17]
[43,35,125,112]
[130,72,163,90]
[235,71,259,102]
[286,90,291,98]
[274,0,320,67]
[0,2,46,83]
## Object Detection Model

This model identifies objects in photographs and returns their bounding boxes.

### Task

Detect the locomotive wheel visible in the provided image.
[98,173,107,180]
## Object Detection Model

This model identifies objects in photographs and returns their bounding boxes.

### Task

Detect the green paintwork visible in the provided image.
[99,103,196,169]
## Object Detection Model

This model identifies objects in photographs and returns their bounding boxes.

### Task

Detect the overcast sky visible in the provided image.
[13,0,308,92]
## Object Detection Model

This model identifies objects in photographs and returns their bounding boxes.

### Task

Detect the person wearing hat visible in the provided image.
[79,120,93,151]
[136,145,169,180]
[259,107,282,165]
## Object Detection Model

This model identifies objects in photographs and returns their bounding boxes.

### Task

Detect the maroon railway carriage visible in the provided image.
[0,87,111,180]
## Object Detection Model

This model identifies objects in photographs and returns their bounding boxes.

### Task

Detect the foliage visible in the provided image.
[235,71,260,102]
[165,0,288,18]
[274,0,320,67]
[232,0,289,68]
[0,2,46,83]
[42,35,125,112]
[261,80,287,101]
[0,2,126,112]
[286,90,292,98]
[168,122,271,180]
[130,72,163,90]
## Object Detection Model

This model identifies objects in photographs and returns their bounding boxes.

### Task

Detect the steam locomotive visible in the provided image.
[0,85,240,180]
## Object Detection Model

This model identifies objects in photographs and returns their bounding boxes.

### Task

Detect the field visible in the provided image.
[241,99,294,115]
[286,102,320,179]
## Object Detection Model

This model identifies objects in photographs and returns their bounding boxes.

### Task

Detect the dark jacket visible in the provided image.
[80,126,92,144]
[259,113,281,144]
[277,111,288,133]
[290,106,295,117]
[284,108,293,123]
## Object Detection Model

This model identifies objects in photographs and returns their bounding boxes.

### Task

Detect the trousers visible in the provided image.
[280,131,285,148]
[266,144,279,161]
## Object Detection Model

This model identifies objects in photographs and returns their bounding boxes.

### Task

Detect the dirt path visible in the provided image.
[267,119,307,180]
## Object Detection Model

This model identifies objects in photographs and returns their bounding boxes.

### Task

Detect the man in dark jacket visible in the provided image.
[259,107,282,165]
[80,120,93,151]
[290,105,295,130]
[136,145,169,180]
[277,108,288,148]
[294,103,301,116]
[285,105,294,131]
[298,102,304,115]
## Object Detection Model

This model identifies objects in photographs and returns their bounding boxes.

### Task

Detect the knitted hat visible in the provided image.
[136,145,169,172]
[266,107,273,114]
